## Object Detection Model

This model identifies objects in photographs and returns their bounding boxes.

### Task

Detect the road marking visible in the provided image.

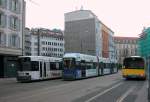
[116,86,134,102]
[85,82,123,102]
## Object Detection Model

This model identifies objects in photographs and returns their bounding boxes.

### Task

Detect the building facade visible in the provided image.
[114,36,138,64]
[0,0,25,78]
[101,24,115,61]
[31,28,64,58]
[24,27,31,55]
[65,10,116,62]
[65,10,97,56]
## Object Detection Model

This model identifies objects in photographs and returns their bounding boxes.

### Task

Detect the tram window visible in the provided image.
[105,63,107,68]
[63,58,75,69]
[56,63,60,70]
[80,63,86,69]
[76,62,80,66]
[59,63,63,70]
[99,62,103,68]
[108,63,110,68]
[103,63,105,68]
[86,63,93,69]
[76,62,80,68]
[63,60,70,68]
[18,59,23,71]
[94,63,99,69]
[86,65,90,69]
[22,63,31,71]
[93,63,96,68]
[18,58,31,71]
[71,60,75,68]
[112,63,114,68]
[31,61,39,71]
[50,62,56,70]
[50,62,60,70]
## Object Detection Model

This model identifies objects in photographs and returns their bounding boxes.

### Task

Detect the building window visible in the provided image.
[9,0,20,13]
[42,41,45,45]
[0,0,7,8]
[12,35,16,47]
[34,42,38,45]
[0,32,6,46]
[9,16,20,31]
[0,12,6,28]
[9,34,20,48]
[34,48,38,51]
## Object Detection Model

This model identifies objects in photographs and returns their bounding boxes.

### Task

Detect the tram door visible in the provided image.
[39,61,47,78]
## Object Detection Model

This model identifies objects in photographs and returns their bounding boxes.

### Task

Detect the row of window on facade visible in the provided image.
[0,32,20,48]
[0,0,21,14]
[25,41,31,45]
[116,44,137,49]
[25,46,31,50]
[42,53,63,57]
[41,41,64,46]
[111,55,116,60]
[42,47,63,52]
[0,12,20,31]
[41,36,63,41]
[33,53,63,57]
[117,49,137,56]
[115,40,137,44]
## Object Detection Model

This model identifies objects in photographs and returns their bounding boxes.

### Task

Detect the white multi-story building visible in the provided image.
[0,0,25,78]
[31,28,64,58]
[24,28,31,55]
[114,36,138,64]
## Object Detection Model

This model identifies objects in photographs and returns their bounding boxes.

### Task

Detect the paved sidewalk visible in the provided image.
[0,78,16,82]
[0,78,17,85]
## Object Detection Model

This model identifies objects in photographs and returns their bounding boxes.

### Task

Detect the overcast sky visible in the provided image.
[25,0,150,37]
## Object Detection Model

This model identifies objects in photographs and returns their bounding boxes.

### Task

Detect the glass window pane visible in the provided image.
[31,61,39,71]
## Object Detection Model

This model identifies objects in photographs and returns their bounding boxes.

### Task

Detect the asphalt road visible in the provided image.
[0,71,148,102]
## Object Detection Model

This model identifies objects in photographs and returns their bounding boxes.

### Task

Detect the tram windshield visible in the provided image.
[123,57,144,69]
[18,57,39,71]
[63,58,75,69]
